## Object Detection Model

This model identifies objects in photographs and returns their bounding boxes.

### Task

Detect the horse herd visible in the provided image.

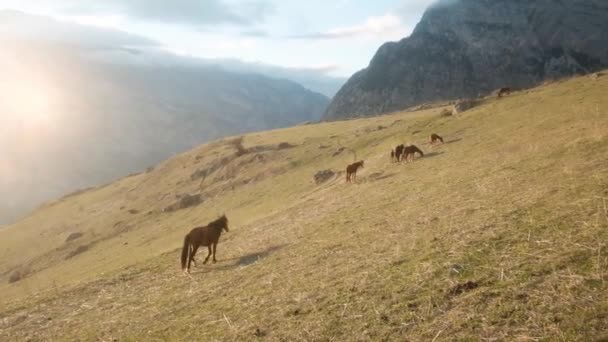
[181,133,445,273]
[346,133,444,183]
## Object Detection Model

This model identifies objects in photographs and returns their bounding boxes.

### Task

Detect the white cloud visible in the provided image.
[287,13,410,41]
[3,0,276,27]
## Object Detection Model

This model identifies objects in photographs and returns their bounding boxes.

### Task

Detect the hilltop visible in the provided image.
[324,0,608,120]
[1,72,608,341]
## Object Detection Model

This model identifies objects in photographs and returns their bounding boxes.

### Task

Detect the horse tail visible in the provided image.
[439,136,444,143]
[181,234,191,271]
[418,147,424,157]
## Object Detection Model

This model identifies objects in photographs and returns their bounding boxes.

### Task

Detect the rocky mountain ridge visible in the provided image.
[324,0,608,120]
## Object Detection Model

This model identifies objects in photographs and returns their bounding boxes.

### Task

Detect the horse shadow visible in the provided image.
[366,172,398,182]
[424,151,445,159]
[445,138,462,144]
[192,244,286,274]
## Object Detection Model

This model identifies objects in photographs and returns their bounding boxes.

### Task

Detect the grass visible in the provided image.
[1,72,608,341]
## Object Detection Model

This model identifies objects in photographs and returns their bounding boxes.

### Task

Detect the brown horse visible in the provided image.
[181,215,230,273]
[346,161,364,183]
[394,144,406,162]
[402,145,424,162]
[429,133,444,145]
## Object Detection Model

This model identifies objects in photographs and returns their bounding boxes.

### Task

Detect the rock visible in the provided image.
[452,99,478,115]
[324,1,608,120]
[65,232,83,243]
[277,142,296,150]
[590,72,603,80]
[439,108,453,117]
[8,269,27,284]
[313,170,336,184]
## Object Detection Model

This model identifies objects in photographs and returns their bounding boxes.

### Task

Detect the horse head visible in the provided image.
[220,214,230,232]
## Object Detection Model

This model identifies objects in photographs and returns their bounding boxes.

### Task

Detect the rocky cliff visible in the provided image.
[324,0,608,120]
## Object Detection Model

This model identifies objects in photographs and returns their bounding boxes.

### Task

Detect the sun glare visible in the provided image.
[0,75,57,125]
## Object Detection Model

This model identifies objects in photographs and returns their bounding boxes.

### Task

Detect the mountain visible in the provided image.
[324,0,608,120]
[0,11,329,224]
[1,72,608,340]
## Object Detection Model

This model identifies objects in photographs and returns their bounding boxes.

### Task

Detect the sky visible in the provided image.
[0,0,437,77]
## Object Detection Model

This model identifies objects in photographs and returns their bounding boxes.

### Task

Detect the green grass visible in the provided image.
[1,73,608,341]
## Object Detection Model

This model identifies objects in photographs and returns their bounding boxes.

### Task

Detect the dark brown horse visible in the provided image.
[429,133,444,145]
[402,145,424,162]
[394,144,406,162]
[346,161,364,183]
[181,215,229,273]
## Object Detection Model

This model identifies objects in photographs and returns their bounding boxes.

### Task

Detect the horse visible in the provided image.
[402,145,424,162]
[429,133,444,145]
[394,144,406,162]
[181,214,230,274]
[346,161,364,183]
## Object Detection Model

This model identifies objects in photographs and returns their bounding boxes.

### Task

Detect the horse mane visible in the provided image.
[208,215,228,229]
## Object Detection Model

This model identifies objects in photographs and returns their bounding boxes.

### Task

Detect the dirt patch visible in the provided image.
[447,281,479,297]
[314,170,336,185]
[191,156,233,181]
[332,147,346,157]
[65,245,90,260]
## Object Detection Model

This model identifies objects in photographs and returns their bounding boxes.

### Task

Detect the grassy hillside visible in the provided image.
[1,72,608,341]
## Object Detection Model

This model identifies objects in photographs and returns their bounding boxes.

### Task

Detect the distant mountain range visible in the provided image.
[0,11,335,224]
[324,0,608,120]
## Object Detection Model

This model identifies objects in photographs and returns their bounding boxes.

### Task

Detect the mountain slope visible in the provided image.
[1,73,608,340]
[324,0,608,120]
[0,17,329,224]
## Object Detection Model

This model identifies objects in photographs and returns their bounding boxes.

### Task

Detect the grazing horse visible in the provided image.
[181,215,230,274]
[429,133,444,145]
[346,161,364,183]
[394,144,406,162]
[402,145,424,162]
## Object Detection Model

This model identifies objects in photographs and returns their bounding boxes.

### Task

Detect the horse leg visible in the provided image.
[190,245,198,267]
[203,245,212,264]
[190,244,200,269]
[212,243,218,264]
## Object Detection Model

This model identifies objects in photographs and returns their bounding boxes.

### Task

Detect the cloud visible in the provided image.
[239,29,269,37]
[0,10,158,51]
[286,14,409,41]
[56,0,275,27]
